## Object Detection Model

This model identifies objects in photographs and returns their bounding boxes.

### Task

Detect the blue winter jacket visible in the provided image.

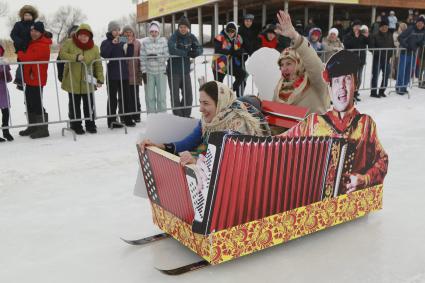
[100,32,134,80]
[172,121,203,153]
[398,26,425,53]
[167,31,203,75]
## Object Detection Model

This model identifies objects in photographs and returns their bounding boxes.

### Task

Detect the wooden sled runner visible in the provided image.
[137,131,384,272]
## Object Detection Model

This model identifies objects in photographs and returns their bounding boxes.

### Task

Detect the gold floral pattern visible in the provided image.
[151,185,383,265]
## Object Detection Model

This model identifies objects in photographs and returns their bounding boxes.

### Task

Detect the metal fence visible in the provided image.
[1,46,424,141]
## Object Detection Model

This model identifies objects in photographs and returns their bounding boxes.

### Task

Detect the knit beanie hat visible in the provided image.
[328,28,339,36]
[31,22,45,33]
[122,25,135,34]
[108,21,121,32]
[178,16,190,28]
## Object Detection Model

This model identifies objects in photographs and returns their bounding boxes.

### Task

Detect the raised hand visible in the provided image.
[276,10,298,40]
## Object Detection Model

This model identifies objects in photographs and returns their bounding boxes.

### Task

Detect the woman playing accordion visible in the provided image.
[139,80,270,164]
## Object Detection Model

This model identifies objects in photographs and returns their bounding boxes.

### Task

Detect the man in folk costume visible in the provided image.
[273,11,330,115]
[280,49,388,193]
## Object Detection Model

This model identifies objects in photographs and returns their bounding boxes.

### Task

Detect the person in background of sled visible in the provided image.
[395,16,425,95]
[238,14,259,58]
[140,21,169,114]
[343,19,369,102]
[369,19,395,98]
[322,28,344,63]
[212,22,246,98]
[256,24,291,52]
[10,5,38,91]
[123,25,143,123]
[294,20,304,37]
[168,16,203,118]
[391,22,408,80]
[101,21,135,128]
[308,27,323,53]
[388,11,398,34]
[304,17,316,37]
[17,22,52,139]
[332,17,345,40]
[0,45,14,142]
[59,24,104,135]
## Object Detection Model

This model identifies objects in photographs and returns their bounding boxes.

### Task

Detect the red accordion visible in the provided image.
[139,132,354,235]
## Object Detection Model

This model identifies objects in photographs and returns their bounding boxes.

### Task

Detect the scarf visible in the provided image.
[275,48,309,103]
[72,34,94,51]
[201,81,270,140]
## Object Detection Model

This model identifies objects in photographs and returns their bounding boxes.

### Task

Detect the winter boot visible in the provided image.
[30,113,49,139]
[0,136,5,142]
[2,129,14,141]
[84,119,97,134]
[19,113,37,136]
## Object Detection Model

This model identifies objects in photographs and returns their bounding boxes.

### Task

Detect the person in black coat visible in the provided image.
[238,14,259,57]
[368,19,395,98]
[396,17,425,94]
[343,20,369,101]
[100,21,135,127]
[332,18,345,40]
[10,5,38,91]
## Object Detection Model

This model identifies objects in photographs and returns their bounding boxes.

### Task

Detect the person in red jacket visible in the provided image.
[17,22,52,139]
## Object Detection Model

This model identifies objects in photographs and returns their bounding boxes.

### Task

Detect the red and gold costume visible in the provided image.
[281,107,388,188]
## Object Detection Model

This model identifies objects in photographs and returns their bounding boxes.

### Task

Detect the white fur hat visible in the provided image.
[329,28,339,36]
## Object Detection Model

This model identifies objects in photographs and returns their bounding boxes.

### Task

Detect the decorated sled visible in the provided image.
[135,132,383,274]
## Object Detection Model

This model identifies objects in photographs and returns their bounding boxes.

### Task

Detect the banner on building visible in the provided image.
[148,0,218,19]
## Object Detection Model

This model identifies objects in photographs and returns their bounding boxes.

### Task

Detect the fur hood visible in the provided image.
[19,5,39,20]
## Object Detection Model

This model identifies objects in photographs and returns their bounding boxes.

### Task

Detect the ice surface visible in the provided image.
[1,50,425,282]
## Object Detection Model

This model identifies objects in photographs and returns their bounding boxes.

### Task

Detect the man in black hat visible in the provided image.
[281,49,388,193]
[238,13,259,57]
[369,19,395,98]
[168,16,203,117]
[343,19,369,101]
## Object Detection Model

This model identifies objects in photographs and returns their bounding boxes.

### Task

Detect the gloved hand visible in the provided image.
[142,73,147,84]
[187,50,198,58]
[231,48,243,57]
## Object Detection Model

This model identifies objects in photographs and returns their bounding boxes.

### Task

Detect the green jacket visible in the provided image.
[60,24,104,94]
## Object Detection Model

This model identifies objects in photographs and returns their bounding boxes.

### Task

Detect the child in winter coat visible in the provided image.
[10,5,38,91]
[0,45,14,142]
[308,27,323,53]
[140,21,169,114]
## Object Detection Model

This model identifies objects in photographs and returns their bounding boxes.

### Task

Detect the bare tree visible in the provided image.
[48,6,87,43]
[0,1,8,17]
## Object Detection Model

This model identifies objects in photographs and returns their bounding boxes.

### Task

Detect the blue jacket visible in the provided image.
[172,121,203,153]
[398,26,425,53]
[100,32,134,80]
[167,31,203,75]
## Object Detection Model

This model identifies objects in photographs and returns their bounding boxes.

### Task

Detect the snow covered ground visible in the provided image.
[1,52,425,282]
